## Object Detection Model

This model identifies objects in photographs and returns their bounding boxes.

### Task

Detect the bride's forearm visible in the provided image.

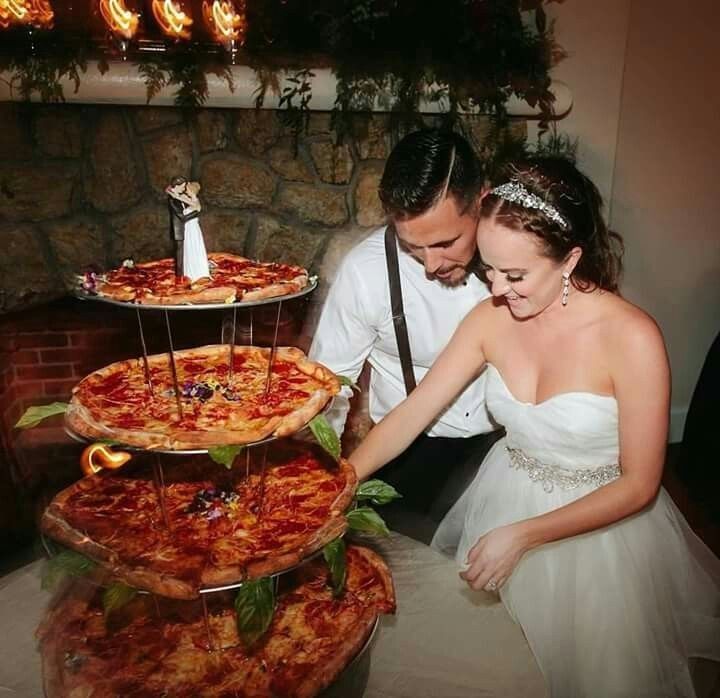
[349,303,489,481]
[516,474,661,551]
[349,398,433,481]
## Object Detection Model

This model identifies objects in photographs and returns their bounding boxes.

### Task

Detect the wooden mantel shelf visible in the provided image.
[0,61,572,116]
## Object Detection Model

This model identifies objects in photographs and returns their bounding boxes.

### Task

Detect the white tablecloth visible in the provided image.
[0,533,546,697]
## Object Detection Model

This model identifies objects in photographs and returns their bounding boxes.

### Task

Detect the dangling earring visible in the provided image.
[561,272,570,306]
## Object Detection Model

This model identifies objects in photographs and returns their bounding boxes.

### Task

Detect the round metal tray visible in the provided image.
[73,277,317,311]
[63,423,281,455]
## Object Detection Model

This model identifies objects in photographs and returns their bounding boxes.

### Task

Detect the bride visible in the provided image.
[350,157,720,697]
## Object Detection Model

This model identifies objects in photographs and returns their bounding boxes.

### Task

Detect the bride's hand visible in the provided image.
[459,524,528,592]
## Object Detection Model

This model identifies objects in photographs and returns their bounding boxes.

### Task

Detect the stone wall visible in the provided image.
[0,102,525,313]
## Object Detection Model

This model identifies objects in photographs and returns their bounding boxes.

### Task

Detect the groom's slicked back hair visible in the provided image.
[379,129,484,221]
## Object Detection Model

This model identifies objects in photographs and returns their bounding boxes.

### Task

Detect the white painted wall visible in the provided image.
[541,0,719,442]
[611,0,720,442]
[542,0,631,206]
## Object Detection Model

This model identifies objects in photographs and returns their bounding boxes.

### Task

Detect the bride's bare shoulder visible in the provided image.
[470,295,508,319]
[596,292,667,364]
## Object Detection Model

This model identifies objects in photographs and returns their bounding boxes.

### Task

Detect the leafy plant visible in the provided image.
[322,538,347,596]
[337,375,361,393]
[309,414,341,461]
[235,577,276,647]
[208,445,245,469]
[0,0,567,160]
[136,49,235,108]
[102,582,138,617]
[277,68,315,152]
[41,549,96,590]
[15,402,68,429]
[346,506,390,537]
[355,479,401,506]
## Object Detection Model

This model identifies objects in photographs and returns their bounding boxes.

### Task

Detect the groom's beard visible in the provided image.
[429,250,483,288]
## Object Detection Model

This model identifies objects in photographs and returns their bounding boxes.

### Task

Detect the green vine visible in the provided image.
[277,68,314,153]
[0,39,103,103]
[136,50,235,108]
[0,1,568,160]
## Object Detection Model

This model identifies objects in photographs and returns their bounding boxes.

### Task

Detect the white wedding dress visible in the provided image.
[182,217,210,281]
[432,364,720,698]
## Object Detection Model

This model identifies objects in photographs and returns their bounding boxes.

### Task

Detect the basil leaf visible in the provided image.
[309,414,340,460]
[322,538,347,597]
[337,375,361,393]
[346,507,390,537]
[355,479,402,506]
[235,578,275,647]
[41,550,96,591]
[208,445,244,469]
[102,582,137,617]
[15,402,68,429]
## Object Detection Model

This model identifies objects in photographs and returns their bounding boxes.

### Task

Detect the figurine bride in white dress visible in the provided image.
[166,178,210,282]
[350,157,720,697]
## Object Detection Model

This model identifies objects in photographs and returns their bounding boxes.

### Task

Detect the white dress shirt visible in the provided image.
[309,227,496,438]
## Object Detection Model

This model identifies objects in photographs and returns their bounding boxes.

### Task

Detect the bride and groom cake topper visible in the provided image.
[166,176,210,282]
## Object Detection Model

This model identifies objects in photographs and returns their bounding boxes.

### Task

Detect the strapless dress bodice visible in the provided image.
[484,363,619,469]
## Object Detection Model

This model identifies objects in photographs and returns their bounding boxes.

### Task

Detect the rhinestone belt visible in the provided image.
[507,446,621,493]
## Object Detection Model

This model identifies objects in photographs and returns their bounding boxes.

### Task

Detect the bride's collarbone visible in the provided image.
[485,337,613,405]
[487,362,615,406]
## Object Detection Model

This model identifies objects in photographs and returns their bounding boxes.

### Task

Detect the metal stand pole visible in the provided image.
[228,306,237,385]
[263,301,283,396]
[201,594,214,652]
[152,454,172,531]
[135,308,154,397]
[164,310,183,417]
[256,441,269,521]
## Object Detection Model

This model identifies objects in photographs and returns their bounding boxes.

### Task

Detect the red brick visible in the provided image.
[43,379,78,397]
[69,329,124,348]
[16,364,74,381]
[3,401,23,429]
[39,348,88,364]
[12,349,40,365]
[0,338,18,352]
[13,424,71,449]
[69,332,94,348]
[10,381,45,399]
[14,333,69,349]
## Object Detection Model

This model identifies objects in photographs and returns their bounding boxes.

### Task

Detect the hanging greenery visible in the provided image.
[0,0,568,160]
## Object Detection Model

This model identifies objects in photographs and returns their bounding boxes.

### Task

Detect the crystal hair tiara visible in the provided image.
[490,181,569,230]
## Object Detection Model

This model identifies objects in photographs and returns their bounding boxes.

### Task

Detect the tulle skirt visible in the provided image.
[432,438,720,698]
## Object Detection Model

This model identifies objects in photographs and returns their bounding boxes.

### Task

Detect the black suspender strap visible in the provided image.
[384,225,417,395]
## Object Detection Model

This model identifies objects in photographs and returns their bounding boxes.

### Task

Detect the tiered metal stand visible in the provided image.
[68,283,322,588]
[55,281,382,659]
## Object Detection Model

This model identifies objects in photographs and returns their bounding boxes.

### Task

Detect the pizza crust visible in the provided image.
[41,450,358,599]
[67,345,341,450]
[38,545,394,698]
[92,253,309,306]
[41,505,199,599]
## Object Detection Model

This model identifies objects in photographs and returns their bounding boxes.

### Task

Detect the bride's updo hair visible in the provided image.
[480,157,624,293]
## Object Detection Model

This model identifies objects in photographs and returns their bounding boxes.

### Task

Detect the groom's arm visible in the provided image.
[309,256,379,437]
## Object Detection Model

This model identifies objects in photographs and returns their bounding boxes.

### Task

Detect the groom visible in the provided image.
[309,129,501,540]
